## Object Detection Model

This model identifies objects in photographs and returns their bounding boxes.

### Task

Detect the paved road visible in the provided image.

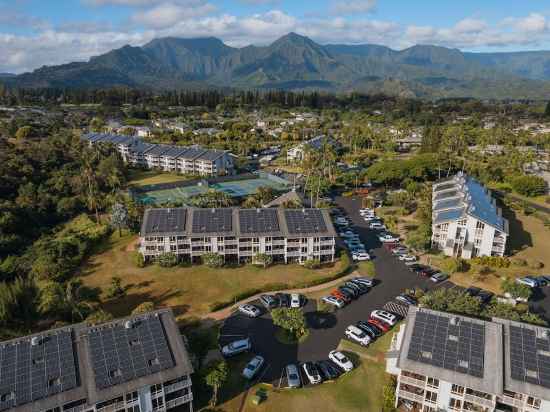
[219,195,452,384]
[494,190,550,215]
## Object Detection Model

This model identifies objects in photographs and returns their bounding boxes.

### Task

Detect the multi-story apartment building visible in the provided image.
[0,309,194,412]
[138,207,336,264]
[431,172,509,259]
[386,306,550,412]
[82,133,234,177]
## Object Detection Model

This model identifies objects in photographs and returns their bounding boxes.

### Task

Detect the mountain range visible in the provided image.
[5,32,550,99]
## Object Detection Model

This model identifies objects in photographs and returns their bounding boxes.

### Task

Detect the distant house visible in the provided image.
[263,190,307,208]
[287,135,338,162]
[431,172,508,259]
[82,133,235,176]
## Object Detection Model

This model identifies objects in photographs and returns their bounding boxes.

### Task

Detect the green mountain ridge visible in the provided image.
[6,32,550,99]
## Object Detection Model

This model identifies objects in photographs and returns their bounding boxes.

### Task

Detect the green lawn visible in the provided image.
[79,233,347,320]
[127,169,193,187]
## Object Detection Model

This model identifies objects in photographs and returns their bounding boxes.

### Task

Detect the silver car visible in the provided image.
[242,355,264,379]
[286,364,301,388]
[238,304,261,318]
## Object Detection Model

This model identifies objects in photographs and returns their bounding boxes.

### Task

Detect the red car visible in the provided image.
[331,290,351,303]
[368,318,390,332]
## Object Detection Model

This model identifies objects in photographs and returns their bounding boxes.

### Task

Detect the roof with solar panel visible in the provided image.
[432,172,508,232]
[141,208,187,236]
[398,306,503,394]
[494,318,550,400]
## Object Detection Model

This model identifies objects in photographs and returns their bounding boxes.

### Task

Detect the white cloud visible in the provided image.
[454,18,487,34]
[131,1,217,29]
[330,0,376,16]
[514,13,547,33]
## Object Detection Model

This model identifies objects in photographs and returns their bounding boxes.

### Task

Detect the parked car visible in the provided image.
[477,290,494,304]
[367,318,390,333]
[352,252,370,261]
[290,293,303,308]
[420,268,438,277]
[260,294,279,309]
[331,290,351,303]
[316,360,341,380]
[345,325,371,346]
[399,254,417,262]
[536,277,549,287]
[379,234,399,243]
[322,295,345,308]
[329,350,354,372]
[221,338,251,357]
[338,286,357,300]
[242,355,264,379]
[395,294,417,306]
[430,272,449,283]
[369,222,385,230]
[356,320,382,338]
[302,362,322,384]
[238,304,262,318]
[348,280,370,294]
[286,364,301,388]
[466,286,481,297]
[517,276,540,288]
[370,310,398,326]
[391,247,408,255]
[276,292,290,308]
[352,277,374,287]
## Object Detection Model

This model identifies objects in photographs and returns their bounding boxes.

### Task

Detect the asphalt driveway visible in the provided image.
[219,195,452,384]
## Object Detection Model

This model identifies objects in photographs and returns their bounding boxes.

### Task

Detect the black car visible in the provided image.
[338,286,357,300]
[348,280,370,294]
[259,294,279,310]
[356,321,382,338]
[465,287,481,297]
[344,282,364,294]
[395,294,417,306]
[408,264,425,273]
[276,293,290,308]
[316,360,341,380]
[477,290,494,304]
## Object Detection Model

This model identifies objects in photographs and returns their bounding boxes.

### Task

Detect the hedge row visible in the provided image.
[208,252,353,312]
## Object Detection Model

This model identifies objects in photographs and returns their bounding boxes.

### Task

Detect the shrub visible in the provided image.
[131,301,155,315]
[157,252,178,267]
[528,259,544,270]
[511,258,527,267]
[501,277,532,300]
[133,251,146,268]
[510,175,547,197]
[202,252,224,268]
[440,257,468,274]
[106,276,125,299]
[471,256,510,268]
[303,259,321,269]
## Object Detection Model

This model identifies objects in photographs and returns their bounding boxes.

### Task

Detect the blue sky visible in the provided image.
[1,0,550,73]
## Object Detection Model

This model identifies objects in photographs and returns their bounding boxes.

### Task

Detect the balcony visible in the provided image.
[397,388,424,404]
[464,393,495,408]
[164,378,192,393]
[399,375,426,388]
[165,393,193,409]
[498,395,523,408]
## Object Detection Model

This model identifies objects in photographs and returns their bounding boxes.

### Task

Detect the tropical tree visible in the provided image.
[271,307,307,339]
[253,253,273,268]
[202,252,224,268]
[205,360,229,407]
[106,276,126,299]
[110,202,129,236]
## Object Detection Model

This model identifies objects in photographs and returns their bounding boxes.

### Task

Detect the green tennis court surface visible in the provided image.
[136,174,290,205]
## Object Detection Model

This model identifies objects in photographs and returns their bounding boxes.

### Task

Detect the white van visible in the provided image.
[370,310,398,326]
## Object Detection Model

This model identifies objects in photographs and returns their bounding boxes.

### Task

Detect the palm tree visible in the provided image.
[80,147,101,223]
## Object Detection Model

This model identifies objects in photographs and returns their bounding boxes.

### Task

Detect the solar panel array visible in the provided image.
[407,311,485,378]
[509,325,550,388]
[88,315,175,390]
[0,330,78,411]
[192,208,233,233]
[239,209,280,234]
[284,209,327,234]
[143,208,186,235]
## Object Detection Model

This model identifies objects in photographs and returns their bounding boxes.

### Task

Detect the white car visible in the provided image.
[290,293,302,308]
[242,355,264,379]
[391,247,408,255]
[302,362,322,385]
[329,350,354,372]
[322,295,345,308]
[221,338,251,357]
[370,310,398,326]
[238,304,262,318]
[345,325,371,346]
[378,234,399,243]
[516,277,539,288]
[352,252,370,261]
[363,216,377,222]
[369,222,386,230]
[399,254,417,262]
[352,277,374,287]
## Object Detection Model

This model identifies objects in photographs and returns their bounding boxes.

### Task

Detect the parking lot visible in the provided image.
[219,195,453,385]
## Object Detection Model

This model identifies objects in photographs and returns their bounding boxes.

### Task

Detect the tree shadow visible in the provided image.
[502,207,532,254]
[305,311,338,330]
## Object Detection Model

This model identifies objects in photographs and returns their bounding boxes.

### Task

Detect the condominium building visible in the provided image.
[138,207,336,264]
[0,309,194,412]
[386,306,550,412]
[431,172,509,259]
[82,133,234,177]
[286,135,338,162]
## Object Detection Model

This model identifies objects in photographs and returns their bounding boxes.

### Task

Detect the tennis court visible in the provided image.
[135,173,290,205]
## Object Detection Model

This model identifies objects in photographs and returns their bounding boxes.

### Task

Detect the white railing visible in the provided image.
[399,375,426,388]
[397,389,424,403]
[498,395,524,408]
[165,393,193,409]
[164,378,192,393]
[464,393,495,408]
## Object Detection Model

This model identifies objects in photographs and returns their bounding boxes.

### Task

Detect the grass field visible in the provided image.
[236,329,397,412]
[127,170,192,187]
[79,233,347,320]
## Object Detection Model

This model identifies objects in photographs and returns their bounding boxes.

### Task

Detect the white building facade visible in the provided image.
[431,173,508,259]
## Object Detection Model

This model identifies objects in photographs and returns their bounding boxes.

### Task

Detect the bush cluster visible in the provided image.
[471,255,510,268]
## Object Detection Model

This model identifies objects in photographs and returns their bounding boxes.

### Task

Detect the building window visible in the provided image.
[425,391,437,403]
[426,377,439,388]
[169,236,176,243]
[151,383,163,395]
[527,396,541,409]
[458,219,467,226]
[126,392,138,402]
[449,398,462,410]
[451,384,464,395]
[265,237,272,242]
[422,407,436,412]
[217,237,224,242]
[151,397,164,411]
